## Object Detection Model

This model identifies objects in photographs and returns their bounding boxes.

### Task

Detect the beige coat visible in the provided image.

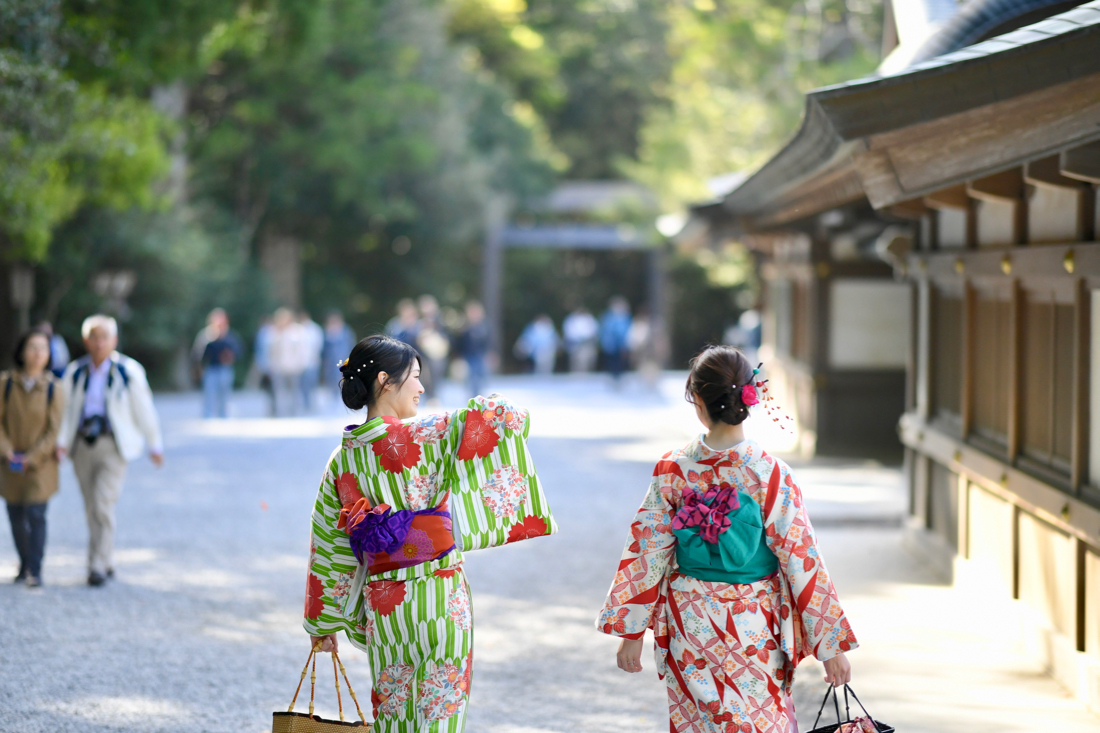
[0,370,64,505]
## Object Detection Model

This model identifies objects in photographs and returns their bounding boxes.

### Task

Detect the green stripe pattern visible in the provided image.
[302,395,556,732]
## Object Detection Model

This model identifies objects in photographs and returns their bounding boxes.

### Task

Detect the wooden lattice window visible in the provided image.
[971,287,1012,447]
[1019,289,1075,474]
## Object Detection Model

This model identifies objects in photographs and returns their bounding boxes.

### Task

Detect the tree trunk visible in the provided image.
[259,233,302,308]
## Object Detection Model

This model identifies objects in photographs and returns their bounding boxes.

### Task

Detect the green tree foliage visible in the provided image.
[0,0,171,260]
[189,0,558,326]
[625,0,883,209]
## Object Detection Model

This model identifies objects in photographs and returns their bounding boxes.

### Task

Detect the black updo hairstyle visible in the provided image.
[12,328,53,371]
[684,345,755,426]
[340,334,421,411]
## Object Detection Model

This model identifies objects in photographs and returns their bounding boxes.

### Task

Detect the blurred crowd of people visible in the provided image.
[182,294,665,420]
[514,296,656,380]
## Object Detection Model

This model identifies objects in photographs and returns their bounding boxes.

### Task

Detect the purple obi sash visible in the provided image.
[343,500,456,574]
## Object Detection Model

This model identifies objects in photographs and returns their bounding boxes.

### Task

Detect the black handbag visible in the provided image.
[804,684,894,733]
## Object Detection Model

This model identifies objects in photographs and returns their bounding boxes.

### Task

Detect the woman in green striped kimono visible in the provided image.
[303,334,557,732]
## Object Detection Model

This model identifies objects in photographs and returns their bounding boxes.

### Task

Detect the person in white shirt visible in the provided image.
[562,306,599,373]
[297,310,324,413]
[56,315,163,586]
[268,308,310,417]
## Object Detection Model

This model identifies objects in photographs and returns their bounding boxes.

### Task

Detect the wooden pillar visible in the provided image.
[961,281,975,437]
[1072,278,1090,493]
[1007,279,1023,463]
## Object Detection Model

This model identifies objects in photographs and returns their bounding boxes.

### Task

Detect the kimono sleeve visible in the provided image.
[758,457,858,662]
[595,462,678,641]
[302,452,361,639]
[443,394,558,551]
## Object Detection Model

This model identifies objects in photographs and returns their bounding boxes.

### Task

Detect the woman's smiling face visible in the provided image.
[380,359,424,419]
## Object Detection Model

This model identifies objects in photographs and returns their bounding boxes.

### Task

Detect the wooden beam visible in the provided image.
[1061,141,1100,184]
[967,168,1025,203]
[925,184,970,210]
[861,73,1100,208]
[1026,155,1088,190]
[886,198,933,220]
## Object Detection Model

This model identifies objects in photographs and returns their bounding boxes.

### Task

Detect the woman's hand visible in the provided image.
[311,634,338,654]
[823,652,851,687]
[616,637,644,673]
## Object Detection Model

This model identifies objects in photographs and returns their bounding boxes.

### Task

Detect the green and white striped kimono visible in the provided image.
[303,395,557,732]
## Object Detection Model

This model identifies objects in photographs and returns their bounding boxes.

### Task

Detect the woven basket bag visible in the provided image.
[272,646,371,732]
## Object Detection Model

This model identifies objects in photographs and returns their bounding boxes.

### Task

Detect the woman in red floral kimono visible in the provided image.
[597,346,856,733]
[305,335,557,732]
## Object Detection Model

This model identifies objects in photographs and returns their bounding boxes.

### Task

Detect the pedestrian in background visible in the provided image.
[298,310,324,413]
[562,305,599,373]
[57,315,163,587]
[456,300,491,398]
[515,314,560,375]
[252,315,275,416]
[200,309,243,419]
[386,298,421,347]
[36,322,70,379]
[600,296,632,382]
[1,330,64,588]
[321,310,356,400]
[191,308,225,386]
[268,308,309,417]
[416,294,450,403]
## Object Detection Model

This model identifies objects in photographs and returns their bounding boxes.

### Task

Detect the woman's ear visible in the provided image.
[376,371,389,394]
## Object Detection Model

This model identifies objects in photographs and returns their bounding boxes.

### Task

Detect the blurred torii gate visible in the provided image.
[481,212,669,368]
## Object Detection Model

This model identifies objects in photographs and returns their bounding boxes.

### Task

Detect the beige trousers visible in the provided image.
[72,435,128,575]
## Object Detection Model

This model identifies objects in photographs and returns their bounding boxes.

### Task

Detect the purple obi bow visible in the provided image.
[671,483,741,544]
[347,504,452,565]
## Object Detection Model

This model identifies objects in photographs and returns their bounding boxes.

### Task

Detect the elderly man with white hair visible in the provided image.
[57,315,163,587]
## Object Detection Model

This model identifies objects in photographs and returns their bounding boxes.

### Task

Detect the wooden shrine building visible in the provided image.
[691,0,1100,712]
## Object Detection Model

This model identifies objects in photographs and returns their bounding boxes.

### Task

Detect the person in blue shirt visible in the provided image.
[600,296,633,382]
[200,310,243,419]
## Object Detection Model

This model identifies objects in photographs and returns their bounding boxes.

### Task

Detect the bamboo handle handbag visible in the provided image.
[272,644,370,732]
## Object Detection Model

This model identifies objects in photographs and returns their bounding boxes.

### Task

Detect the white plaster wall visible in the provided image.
[1028,184,1080,243]
[829,279,911,369]
[937,207,967,248]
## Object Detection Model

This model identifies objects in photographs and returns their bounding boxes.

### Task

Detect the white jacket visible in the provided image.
[57,352,163,462]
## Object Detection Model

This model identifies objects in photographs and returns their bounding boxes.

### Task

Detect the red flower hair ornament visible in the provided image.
[740,383,759,406]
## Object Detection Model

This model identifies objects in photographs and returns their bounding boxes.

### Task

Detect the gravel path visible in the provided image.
[1,375,1096,732]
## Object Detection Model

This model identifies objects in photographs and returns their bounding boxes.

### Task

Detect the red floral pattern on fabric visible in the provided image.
[373,422,422,474]
[506,515,549,543]
[304,573,325,620]
[367,579,407,616]
[335,472,363,507]
[457,409,499,461]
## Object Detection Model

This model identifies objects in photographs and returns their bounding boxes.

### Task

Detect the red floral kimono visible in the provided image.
[597,438,857,733]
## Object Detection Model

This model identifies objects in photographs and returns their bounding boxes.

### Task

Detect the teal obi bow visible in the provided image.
[672,490,778,584]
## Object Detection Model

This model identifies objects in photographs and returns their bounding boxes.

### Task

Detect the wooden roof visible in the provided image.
[718,0,1100,232]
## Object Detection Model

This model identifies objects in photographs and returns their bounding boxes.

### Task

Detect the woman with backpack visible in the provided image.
[0,329,64,588]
